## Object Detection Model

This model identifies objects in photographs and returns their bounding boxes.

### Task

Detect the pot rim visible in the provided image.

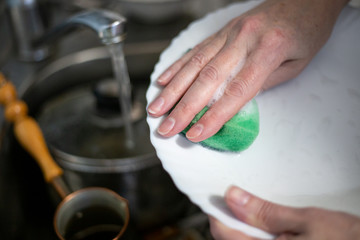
[52,146,160,173]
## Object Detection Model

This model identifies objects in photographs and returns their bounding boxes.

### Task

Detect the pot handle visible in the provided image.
[0,73,64,184]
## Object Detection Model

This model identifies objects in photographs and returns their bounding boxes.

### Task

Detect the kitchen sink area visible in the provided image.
[0,0,241,239]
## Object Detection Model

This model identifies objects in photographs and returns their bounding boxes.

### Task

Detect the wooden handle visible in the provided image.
[0,78,63,183]
[0,73,17,105]
[14,115,64,182]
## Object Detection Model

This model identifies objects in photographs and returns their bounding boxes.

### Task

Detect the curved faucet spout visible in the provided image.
[8,0,127,61]
[51,10,127,45]
[36,10,127,47]
[72,10,127,45]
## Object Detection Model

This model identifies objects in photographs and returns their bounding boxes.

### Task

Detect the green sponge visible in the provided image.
[182,99,260,152]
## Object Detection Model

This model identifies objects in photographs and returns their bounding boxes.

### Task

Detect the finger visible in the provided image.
[148,34,225,118]
[209,217,298,240]
[157,36,248,137]
[209,216,259,240]
[156,34,216,85]
[225,186,305,235]
[186,34,286,141]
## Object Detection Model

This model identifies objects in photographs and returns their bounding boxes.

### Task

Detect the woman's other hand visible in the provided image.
[209,186,360,240]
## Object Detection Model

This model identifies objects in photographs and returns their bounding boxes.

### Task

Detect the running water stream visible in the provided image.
[108,42,135,149]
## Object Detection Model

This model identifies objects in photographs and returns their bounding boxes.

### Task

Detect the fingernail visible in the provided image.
[186,124,203,139]
[157,70,171,84]
[157,117,175,135]
[148,97,164,114]
[227,187,250,207]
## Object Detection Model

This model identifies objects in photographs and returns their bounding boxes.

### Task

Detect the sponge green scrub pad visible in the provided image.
[182,99,260,152]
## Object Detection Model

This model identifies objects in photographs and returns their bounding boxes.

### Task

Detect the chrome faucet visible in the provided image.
[7,0,127,62]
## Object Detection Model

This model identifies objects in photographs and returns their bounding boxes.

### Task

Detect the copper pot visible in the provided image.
[0,78,130,240]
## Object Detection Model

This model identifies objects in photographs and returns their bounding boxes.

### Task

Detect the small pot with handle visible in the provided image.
[0,76,130,239]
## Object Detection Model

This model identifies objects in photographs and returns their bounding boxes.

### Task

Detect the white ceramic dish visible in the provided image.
[146,1,360,238]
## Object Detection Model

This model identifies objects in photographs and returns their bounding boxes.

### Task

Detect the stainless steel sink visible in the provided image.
[0,0,226,238]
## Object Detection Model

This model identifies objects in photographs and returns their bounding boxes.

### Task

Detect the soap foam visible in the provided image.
[207,58,245,106]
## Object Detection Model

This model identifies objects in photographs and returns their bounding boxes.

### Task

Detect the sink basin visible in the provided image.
[0,46,199,239]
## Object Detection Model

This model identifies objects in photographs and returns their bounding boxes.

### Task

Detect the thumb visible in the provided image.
[225,186,305,235]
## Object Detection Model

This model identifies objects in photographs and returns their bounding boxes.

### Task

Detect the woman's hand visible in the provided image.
[209,186,360,240]
[147,0,348,142]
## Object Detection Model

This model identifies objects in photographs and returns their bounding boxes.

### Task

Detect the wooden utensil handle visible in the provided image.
[14,115,64,182]
[0,74,63,182]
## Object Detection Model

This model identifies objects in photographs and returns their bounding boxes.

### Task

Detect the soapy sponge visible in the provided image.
[182,99,260,152]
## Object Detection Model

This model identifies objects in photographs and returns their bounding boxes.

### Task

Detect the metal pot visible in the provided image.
[21,46,192,231]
